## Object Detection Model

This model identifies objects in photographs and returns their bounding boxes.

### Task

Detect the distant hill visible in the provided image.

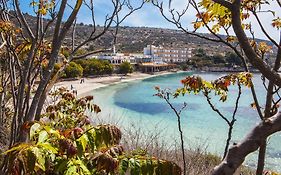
[72,24,229,54]
[13,13,272,55]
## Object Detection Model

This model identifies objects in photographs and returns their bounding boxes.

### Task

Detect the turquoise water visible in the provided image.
[90,72,281,172]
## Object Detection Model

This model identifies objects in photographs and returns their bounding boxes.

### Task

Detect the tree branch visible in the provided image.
[212,111,281,175]
[231,4,281,87]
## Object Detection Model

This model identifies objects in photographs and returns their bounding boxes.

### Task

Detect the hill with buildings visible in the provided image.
[14,13,275,67]
[73,24,229,54]
[16,13,231,55]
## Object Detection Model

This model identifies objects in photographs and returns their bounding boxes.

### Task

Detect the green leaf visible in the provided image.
[119,158,129,175]
[95,129,101,149]
[2,143,29,155]
[86,131,96,151]
[129,158,141,174]
[32,147,46,171]
[31,146,40,158]
[44,126,60,137]
[76,134,88,157]
[38,156,46,171]
[76,141,83,158]
[30,123,41,140]
[76,160,91,175]
[38,130,48,143]
[65,165,77,175]
[55,159,69,173]
[78,134,88,151]
[37,142,58,154]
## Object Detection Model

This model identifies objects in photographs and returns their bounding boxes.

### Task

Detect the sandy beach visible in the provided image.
[54,71,176,97]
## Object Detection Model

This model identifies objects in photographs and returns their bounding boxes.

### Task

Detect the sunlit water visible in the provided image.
[88,72,281,172]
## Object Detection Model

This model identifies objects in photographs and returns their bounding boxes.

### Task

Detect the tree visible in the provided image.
[225,52,243,67]
[194,48,207,57]
[211,54,226,64]
[119,61,133,75]
[63,62,83,78]
[75,59,113,76]
[0,0,145,173]
[152,0,281,174]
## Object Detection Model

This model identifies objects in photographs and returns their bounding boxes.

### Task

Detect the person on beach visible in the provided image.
[73,89,77,96]
[71,84,73,90]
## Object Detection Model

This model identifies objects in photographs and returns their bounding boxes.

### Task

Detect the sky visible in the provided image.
[17,0,281,41]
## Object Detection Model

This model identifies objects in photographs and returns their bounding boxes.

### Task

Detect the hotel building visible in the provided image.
[143,45,193,63]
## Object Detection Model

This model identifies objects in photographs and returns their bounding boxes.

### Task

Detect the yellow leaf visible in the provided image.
[226,36,236,42]
[272,17,281,29]
[38,7,47,15]
[193,21,204,29]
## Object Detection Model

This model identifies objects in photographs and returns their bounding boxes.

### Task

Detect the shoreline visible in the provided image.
[54,70,260,97]
[54,71,180,97]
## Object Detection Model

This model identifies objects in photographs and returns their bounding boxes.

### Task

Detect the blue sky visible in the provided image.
[17,0,280,41]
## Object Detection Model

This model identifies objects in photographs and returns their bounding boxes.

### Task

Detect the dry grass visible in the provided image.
[118,120,255,175]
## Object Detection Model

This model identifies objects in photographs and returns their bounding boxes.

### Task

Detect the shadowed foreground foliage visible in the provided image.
[2,88,180,175]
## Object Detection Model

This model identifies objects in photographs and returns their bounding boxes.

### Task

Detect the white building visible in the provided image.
[144,45,193,63]
[97,53,136,65]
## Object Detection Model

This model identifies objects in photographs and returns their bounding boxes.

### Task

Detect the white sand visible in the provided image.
[54,71,175,97]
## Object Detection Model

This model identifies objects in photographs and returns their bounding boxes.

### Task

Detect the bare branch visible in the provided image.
[252,11,280,49]
[72,48,112,60]
[203,91,231,126]
[14,0,35,39]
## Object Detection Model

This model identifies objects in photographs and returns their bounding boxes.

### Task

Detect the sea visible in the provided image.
[88,71,281,172]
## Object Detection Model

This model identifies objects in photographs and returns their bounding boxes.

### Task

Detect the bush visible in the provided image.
[3,89,181,174]
[63,62,83,78]
[211,54,226,64]
[225,52,243,66]
[75,59,113,76]
[119,61,133,75]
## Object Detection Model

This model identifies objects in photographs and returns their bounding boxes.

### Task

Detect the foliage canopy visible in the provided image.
[3,88,181,175]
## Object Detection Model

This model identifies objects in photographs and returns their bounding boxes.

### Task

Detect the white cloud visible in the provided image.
[76,0,280,41]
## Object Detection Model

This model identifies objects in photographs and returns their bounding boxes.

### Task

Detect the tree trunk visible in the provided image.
[256,30,281,175]
[230,2,281,87]
[256,140,266,175]
[212,112,281,175]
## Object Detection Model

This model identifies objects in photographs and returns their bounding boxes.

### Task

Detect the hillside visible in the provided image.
[73,24,229,54]
[12,13,231,54]
[14,13,273,55]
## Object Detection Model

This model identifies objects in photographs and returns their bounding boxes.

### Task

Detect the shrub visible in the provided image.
[3,88,181,175]
[119,61,133,75]
[63,62,83,78]
[75,59,113,76]
[225,52,243,66]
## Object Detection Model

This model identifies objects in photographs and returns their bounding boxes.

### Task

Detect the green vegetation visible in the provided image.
[3,89,181,174]
[61,59,115,79]
[225,52,243,67]
[75,59,114,76]
[1,0,281,174]
[119,61,133,75]
[189,48,243,68]
[62,62,83,78]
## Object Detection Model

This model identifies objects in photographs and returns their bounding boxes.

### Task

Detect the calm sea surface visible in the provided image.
[90,72,281,172]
